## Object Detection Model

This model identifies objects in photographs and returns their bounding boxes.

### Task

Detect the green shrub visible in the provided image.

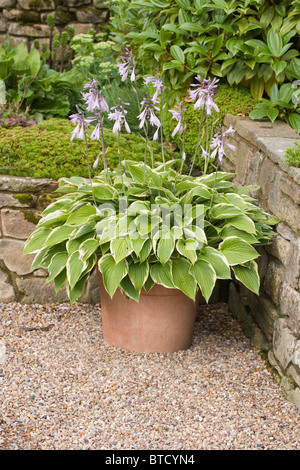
[0,37,79,121]
[163,81,257,170]
[285,140,300,167]
[0,119,172,179]
[108,0,300,106]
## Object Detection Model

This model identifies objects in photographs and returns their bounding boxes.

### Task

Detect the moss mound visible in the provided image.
[285,141,300,168]
[163,82,257,170]
[0,119,167,179]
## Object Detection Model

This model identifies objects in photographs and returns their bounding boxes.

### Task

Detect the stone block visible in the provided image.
[0,35,28,47]
[0,18,7,32]
[0,193,35,208]
[0,175,52,192]
[263,260,284,306]
[0,0,16,6]
[0,239,34,275]
[76,6,107,23]
[93,0,105,7]
[18,0,55,9]
[268,172,300,233]
[292,341,300,369]
[64,21,94,35]
[245,150,264,188]
[1,209,37,239]
[273,318,296,370]
[256,156,276,208]
[16,276,69,304]
[287,364,300,388]
[293,388,300,411]
[235,139,257,186]
[224,114,299,144]
[256,136,300,185]
[250,294,278,342]
[284,237,300,290]
[63,0,91,6]
[3,8,39,21]
[279,283,300,336]
[265,234,291,266]
[8,22,52,37]
[228,281,247,324]
[79,267,100,304]
[276,222,295,242]
[0,268,15,302]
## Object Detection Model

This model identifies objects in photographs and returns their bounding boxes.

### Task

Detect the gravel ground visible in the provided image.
[0,301,299,450]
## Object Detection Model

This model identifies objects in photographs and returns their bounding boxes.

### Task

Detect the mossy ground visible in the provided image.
[0,119,169,179]
[0,83,256,179]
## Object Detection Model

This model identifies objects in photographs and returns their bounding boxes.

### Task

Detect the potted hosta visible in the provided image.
[24,51,278,353]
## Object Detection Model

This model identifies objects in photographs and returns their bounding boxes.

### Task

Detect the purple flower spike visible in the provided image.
[117,47,136,83]
[169,101,186,137]
[138,94,161,140]
[69,106,85,141]
[107,100,131,134]
[144,71,163,102]
[188,75,220,115]
[82,78,109,113]
[210,125,236,163]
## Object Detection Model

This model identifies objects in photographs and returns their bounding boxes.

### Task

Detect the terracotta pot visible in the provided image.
[98,274,199,353]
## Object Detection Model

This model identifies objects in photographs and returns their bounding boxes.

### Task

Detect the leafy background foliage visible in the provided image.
[108,0,300,131]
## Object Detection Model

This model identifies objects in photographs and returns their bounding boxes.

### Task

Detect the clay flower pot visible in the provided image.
[99,275,199,353]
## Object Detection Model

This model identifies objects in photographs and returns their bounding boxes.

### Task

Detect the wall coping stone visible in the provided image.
[224,114,300,185]
[0,175,57,192]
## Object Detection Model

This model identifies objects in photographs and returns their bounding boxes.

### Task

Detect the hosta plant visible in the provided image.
[24,54,278,304]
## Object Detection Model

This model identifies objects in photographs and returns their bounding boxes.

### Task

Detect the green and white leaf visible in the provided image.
[24,227,51,254]
[150,261,175,289]
[176,239,198,264]
[172,258,197,300]
[78,238,99,261]
[197,246,231,279]
[219,225,259,244]
[232,261,260,295]
[210,203,243,220]
[66,204,97,225]
[68,273,89,304]
[190,259,217,303]
[53,269,67,293]
[227,214,256,234]
[111,237,133,263]
[219,236,259,266]
[98,254,128,298]
[157,231,175,264]
[130,236,147,256]
[66,250,86,290]
[120,276,140,302]
[44,225,75,246]
[128,261,149,292]
[47,251,68,282]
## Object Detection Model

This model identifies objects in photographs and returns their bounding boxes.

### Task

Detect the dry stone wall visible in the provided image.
[0,0,109,48]
[0,175,100,304]
[222,114,300,410]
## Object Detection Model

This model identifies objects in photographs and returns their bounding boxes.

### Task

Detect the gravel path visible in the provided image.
[0,301,299,450]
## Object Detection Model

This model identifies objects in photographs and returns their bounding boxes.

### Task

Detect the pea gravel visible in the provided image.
[0,301,299,450]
